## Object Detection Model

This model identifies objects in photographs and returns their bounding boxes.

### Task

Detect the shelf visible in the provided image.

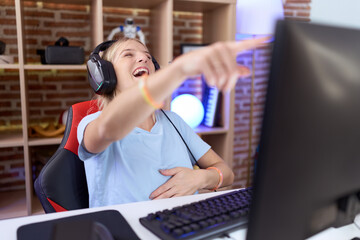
[0,132,23,148]
[22,0,91,5]
[32,194,45,216]
[23,0,165,8]
[0,190,26,220]
[103,0,165,9]
[0,133,62,148]
[28,136,63,146]
[174,0,236,12]
[195,125,228,135]
[24,64,87,70]
[21,0,236,9]
[0,64,20,70]
[2,0,235,217]
[0,190,44,220]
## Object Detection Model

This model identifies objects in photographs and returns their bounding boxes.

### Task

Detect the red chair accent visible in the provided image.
[34,100,99,213]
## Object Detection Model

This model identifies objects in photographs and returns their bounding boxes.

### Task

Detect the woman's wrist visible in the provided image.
[206,167,223,191]
[195,168,215,191]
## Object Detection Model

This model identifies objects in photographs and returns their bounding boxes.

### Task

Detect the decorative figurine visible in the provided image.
[107,17,146,45]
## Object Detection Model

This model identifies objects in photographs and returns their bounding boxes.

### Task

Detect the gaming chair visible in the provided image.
[34,100,99,213]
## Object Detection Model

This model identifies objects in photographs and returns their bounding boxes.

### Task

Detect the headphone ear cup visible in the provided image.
[97,59,117,95]
[152,56,160,71]
[87,56,117,95]
[87,57,102,94]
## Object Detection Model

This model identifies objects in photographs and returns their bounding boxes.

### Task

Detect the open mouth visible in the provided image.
[132,67,149,78]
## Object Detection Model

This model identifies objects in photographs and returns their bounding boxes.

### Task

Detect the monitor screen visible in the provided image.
[246,20,360,240]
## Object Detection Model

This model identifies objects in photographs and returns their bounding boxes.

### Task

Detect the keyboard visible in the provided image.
[139,187,252,240]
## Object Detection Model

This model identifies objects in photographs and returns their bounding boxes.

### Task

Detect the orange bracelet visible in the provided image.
[207,167,223,191]
[138,74,163,109]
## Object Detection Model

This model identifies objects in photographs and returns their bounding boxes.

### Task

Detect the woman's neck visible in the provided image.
[137,113,156,132]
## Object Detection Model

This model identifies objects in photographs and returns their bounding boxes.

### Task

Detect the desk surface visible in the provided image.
[0,189,359,240]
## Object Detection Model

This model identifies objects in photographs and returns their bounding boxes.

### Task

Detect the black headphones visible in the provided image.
[87,40,160,95]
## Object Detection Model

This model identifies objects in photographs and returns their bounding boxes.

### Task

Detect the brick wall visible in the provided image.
[172,12,203,100]
[0,1,202,191]
[232,0,312,188]
[284,0,311,22]
[233,45,271,188]
[0,0,312,191]
[0,147,25,191]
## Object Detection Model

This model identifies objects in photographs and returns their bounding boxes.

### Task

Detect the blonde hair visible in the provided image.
[96,37,147,110]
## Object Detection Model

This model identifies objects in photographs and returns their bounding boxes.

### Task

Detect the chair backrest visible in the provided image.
[34,100,99,213]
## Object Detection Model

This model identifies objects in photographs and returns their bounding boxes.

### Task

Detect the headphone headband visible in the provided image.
[91,40,116,56]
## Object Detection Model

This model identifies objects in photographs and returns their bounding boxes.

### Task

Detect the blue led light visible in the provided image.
[171,94,205,129]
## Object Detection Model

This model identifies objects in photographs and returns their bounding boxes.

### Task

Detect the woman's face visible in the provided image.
[112,40,155,92]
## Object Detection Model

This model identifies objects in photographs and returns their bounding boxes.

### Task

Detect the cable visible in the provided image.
[354,214,360,230]
[221,233,237,240]
[160,109,200,168]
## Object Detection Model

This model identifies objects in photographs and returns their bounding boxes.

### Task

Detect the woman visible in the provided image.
[78,37,267,208]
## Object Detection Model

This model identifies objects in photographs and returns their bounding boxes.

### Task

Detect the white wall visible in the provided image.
[311,0,360,29]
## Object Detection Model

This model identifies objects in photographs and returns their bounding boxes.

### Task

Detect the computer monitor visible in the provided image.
[246,20,360,240]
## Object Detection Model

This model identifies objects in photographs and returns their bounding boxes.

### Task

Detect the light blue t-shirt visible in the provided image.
[77,110,210,208]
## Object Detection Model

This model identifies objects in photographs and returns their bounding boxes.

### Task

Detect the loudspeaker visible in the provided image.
[87,40,160,95]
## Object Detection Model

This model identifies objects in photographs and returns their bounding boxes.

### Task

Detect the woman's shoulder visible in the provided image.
[157,109,191,130]
[157,109,182,122]
[79,111,102,125]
